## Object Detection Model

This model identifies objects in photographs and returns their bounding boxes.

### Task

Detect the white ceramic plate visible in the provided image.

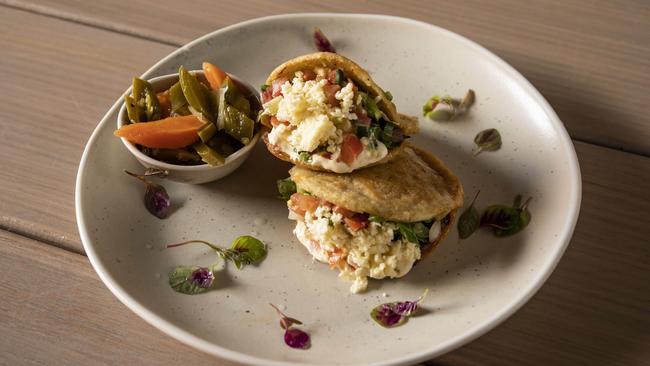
[76,14,581,366]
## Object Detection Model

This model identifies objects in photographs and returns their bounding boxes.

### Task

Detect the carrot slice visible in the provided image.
[202,62,227,91]
[115,115,203,148]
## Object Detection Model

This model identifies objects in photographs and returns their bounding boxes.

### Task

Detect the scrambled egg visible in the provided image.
[291,205,421,293]
[264,72,356,152]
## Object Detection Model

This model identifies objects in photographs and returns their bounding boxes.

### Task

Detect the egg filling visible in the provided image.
[287,193,445,293]
[261,69,404,173]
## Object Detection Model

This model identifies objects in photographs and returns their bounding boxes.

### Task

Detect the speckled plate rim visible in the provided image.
[75,13,581,366]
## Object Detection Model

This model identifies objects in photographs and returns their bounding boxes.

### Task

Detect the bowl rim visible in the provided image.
[116,71,262,171]
[77,12,582,366]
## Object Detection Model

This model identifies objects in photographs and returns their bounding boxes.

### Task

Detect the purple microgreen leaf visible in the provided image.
[168,265,215,294]
[370,289,429,328]
[284,328,310,349]
[270,303,310,349]
[144,182,170,219]
[125,170,171,219]
[313,27,335,53]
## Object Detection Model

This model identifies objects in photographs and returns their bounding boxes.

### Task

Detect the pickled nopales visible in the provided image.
[192,141,225,165]
[119,63,259,166]
[179,66,212,119]
[223,105,255,144]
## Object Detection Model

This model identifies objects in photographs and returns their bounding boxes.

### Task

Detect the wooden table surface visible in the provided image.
[1,1,649,365]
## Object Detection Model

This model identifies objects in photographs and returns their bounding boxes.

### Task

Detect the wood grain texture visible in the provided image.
[1,141,648,365]
[0,6,174,252]
[4,0,649,155]
[0,2,649,365]
[0,230,242,366]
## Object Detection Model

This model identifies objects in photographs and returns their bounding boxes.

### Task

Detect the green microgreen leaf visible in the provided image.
[457,191,481,239]
[473,128,502,156]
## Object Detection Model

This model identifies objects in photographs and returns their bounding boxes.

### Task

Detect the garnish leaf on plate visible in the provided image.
[370,289,429,328]
[473,128,502,156]
[125,170,170,219]
[423,89,475,121]
[270,303,311,349]
[457,191,481,239]
[313,27,335,53]
[481,196,532,237]
[168,265,216,295]
[167,236,267,270]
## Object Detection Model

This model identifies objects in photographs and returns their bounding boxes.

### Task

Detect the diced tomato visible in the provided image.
[270,116,289,127]
[261,88,273,103]
[321,152,332,159]
[327,69,338,84]
[339,134,364,165]
[288,193,320,217]
[271,77,287,98]
[355,106,371,125]
[323,84,341,106]
[334,205,354,218]
[344,216,368,232]
[302,69,316,81]
[327,247,347,268]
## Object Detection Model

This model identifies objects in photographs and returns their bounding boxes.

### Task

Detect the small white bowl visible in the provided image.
[116,71,262,184]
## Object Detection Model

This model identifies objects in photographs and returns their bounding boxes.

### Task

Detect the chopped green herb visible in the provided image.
[277,178,297,201]
[397,222,429,245]
[385,91,393,101]
[381,122,395,148]
[298,151,312,162]
[335,69,344,85]
[356,124,369,138]
[260,84,270,91]
[368,215,385,223]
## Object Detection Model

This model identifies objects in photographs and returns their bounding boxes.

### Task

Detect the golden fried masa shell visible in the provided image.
[289,143,464,222]
[263,52,418,136]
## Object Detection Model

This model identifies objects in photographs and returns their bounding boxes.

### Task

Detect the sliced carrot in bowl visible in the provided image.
[115,115,204,149]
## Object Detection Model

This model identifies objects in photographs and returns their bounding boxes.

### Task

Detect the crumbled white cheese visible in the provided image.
[288,114,337,152]
[291,204,421,293]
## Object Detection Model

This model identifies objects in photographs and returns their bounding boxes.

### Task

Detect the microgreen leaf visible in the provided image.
[370,289,429,328]
[168,265,215,294]
[277,178,297,201]
[166,236,267,270]
[423,89,475,121]
[473,128,502,156]
[270,304,310,349]
[229,235,267,269]
[480,196,532,237]
[284,329,310,349]
[125,170,170,219]
[313,27,335,53]
[457,191,481,239]
[458,89,475,111]
[260,84,270,91]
